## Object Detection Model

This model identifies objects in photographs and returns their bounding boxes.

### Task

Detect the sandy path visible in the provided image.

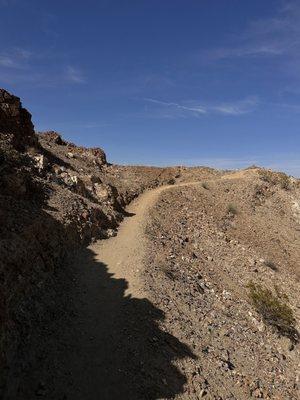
[91,182,199,297]
[54,183,197,400]
[91,184,175,298]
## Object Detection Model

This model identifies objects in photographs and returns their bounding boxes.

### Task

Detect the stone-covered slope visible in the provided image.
[0,88,217,397]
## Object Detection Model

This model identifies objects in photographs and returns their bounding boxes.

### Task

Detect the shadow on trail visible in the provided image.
[57,246,196,400]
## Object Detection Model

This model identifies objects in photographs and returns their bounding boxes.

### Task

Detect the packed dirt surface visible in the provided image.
[94,184,177,299]
[95,182,200,299]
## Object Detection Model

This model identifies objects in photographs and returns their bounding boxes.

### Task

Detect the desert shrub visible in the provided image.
[259,170,275,183]
[227,203,238,215]
[167,178,176,185]
[259,170,291,190]
[201,182,209,190]
[248,282,299,342]
[279,173,291,190]
[264,260,278,271]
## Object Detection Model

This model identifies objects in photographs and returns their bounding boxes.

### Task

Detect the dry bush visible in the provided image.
[248,282,299,342]
[264,260,278,271]
[279,173,291,190]
[227,203,238,215]
[259,170,291,190]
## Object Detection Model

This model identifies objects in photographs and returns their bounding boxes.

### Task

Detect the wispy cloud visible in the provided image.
[0,47,86,87]
[212,97,258,115]
[0,55,17,68]
[199,1,300,64]
[144,96,258,118]
[202,44,285,63]
[65,66,86,84]
[144,98,207,115]
[0,48,32,69]
[14,48,32,59]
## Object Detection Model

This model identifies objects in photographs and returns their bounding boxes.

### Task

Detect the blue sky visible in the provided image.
[1,0,300,176]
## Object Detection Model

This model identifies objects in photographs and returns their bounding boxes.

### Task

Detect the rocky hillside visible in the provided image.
[145,171,300,398]
[0,89,215,397]
[1,88,299,399]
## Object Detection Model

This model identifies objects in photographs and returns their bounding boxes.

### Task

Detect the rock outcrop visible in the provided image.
[0,89,37,151]
[39,131,107,166]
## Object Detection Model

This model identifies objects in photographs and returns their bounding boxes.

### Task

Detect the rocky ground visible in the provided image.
[145,171,300,399]
[0,88,216,397]
[1,88,299,399]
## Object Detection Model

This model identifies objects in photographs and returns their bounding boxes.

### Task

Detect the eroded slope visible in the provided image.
[145,171,300,399]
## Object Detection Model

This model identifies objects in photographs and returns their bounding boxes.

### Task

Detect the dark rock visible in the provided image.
[0,88,37,151]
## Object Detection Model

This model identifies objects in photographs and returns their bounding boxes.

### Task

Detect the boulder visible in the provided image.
[33,154,48,172]
[88,148,107,165]
[94,183,111,200]
[68,175,89,197]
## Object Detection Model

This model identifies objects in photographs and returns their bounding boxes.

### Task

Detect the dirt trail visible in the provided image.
[46,183,197,400]
[92,185,173,298]
[92,182,199,298]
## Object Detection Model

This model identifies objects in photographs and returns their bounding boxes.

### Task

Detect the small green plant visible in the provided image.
[248,282,299,342]
[264,260,278,272]
[201,182,209,190]
[227,203,238,215]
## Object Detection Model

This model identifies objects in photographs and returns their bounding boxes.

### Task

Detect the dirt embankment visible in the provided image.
[145,172,300,399]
